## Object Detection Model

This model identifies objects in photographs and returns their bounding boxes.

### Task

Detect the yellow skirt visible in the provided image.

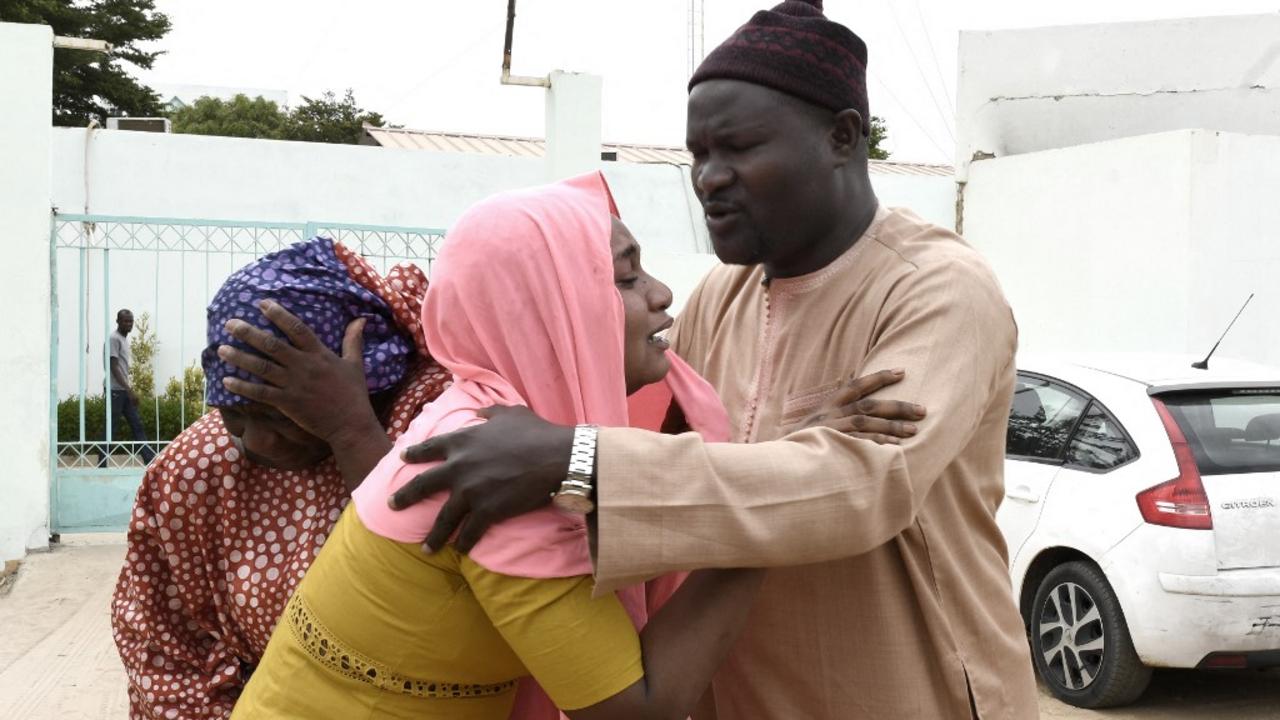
[230,506,642,720]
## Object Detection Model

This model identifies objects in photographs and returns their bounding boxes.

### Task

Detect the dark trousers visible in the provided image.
[98,390,156,465]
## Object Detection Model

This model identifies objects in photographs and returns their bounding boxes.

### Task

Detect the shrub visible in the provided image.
[57,362,208,444]
[130,313,158,401]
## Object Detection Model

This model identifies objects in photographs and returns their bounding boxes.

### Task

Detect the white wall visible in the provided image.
[963,129,1279,367]
[601,162,710,253]
[0,22,53,561]
[956,14,1280,178]
[48,130,721,397]
[1186,131,1280,364]
[51,128,954,395]
[52,128,548,228]
[50,131,556,405]
[545,71,603,182]
[874,174,956,231]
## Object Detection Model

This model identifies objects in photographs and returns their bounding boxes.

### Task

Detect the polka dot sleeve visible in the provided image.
[111,251,447,720]
[112,428,245,719]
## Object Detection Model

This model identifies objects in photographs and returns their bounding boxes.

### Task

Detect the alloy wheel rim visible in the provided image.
[1038,581,1106,691]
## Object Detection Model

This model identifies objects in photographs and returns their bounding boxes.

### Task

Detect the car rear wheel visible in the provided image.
[1031,561,1152,708]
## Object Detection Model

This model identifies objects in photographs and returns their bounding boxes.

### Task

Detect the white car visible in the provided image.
[998,353,1280,708]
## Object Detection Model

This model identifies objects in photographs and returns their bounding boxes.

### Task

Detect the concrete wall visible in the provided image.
[48,129,717,397]
[51,128,953,394]
[0,22,53,561]
[956,13,1280,178]
[544,71,603,182]
[52,128,549,228]
[51,127,726,251]
[1186,131,1280,364]
[963,129,1279,366]
[874,174,957,232]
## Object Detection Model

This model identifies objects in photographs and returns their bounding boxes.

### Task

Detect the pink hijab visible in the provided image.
[352,168,729,578]
[352,172,729,718]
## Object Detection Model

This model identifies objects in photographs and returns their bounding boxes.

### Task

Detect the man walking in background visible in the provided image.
[101,309,155,466]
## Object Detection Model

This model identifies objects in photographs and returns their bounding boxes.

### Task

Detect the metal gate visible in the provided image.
[50,214,444,533]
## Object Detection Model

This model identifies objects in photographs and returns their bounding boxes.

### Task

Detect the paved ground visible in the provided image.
[0,538,128,720]
[0,539,1276,719]
[1040,670,1280,719]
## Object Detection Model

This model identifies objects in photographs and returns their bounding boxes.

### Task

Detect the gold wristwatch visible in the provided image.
[553,425,598,514]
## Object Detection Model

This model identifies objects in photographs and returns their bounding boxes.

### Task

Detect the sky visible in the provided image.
[135,0,1280,164]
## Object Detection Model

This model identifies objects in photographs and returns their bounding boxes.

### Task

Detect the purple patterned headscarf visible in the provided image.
[202,237,415,407]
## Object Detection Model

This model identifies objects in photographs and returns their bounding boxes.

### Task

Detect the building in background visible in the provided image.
[956,13,1280,367]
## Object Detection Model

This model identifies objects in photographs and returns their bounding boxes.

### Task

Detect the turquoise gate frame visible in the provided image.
[49,213,444,533]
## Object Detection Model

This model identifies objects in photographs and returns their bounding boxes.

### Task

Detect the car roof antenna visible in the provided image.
[1192,293,1254,370]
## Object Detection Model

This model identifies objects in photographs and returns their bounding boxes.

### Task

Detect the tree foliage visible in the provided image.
[129,312,157,399]
[868,115,890,160]
[167,94,290,140]
[167,89,384,145]
[0,0,172,126]
[56,363,205,446]
[285,90,385,144]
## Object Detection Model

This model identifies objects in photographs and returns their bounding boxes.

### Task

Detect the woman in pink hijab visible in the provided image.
[229,173,763,719]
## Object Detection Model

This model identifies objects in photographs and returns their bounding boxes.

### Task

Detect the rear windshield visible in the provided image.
[1161,390,1280,475]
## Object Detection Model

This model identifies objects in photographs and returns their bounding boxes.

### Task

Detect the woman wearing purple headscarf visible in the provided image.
[111,238,451,720]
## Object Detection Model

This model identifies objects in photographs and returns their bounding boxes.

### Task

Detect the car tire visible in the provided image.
[1030,560,1152,708]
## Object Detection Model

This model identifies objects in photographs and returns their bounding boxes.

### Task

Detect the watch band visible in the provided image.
[554,425,598,514]
[567,424,599,480]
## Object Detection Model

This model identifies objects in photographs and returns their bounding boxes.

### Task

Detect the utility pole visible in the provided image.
[688,0,705,78]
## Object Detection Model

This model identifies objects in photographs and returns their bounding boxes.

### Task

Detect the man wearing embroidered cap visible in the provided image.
[395,1,1039,717]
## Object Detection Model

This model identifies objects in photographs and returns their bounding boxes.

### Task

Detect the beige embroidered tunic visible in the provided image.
[594,206,1039,719]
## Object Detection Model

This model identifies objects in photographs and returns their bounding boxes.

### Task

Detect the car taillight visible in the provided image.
[1137,399,1213,530]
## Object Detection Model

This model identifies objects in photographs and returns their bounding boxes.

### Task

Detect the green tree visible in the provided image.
[162,362,206,428]
[283,90,384,144]
[868,115,890,160]
[0,0,172,126]
[129,312,157,399]
[167,89,384,145]
[168,94,289,140]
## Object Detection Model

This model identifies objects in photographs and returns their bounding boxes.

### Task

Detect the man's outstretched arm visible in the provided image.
[392,262,1010,584]
[588,260,1015,589]
[392,369,923,554]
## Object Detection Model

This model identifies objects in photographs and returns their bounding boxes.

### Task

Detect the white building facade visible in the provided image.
[958,14,1280,367]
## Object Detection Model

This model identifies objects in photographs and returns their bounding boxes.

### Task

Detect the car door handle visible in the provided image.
[1006,485,1040,503]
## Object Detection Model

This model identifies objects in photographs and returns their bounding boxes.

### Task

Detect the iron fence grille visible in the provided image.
[50,213,444,532]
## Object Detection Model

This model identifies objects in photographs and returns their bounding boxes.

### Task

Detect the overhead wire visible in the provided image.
[867,68,952,163]
[913,0,955,111]
[883,0,955,144]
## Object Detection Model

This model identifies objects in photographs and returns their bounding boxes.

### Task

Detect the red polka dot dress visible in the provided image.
[111,252,450,720]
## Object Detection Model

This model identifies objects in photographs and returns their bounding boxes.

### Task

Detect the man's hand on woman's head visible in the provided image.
[218,300,380,445]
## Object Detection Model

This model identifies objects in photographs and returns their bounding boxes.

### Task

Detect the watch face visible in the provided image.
[553,491,595,515]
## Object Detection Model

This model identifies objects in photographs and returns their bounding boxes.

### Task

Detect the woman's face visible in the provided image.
[217,403,331,471]
[611,217,675,394]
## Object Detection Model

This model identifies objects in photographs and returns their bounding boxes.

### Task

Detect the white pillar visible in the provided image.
[544,71,603,182]
[0,22,53,561]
